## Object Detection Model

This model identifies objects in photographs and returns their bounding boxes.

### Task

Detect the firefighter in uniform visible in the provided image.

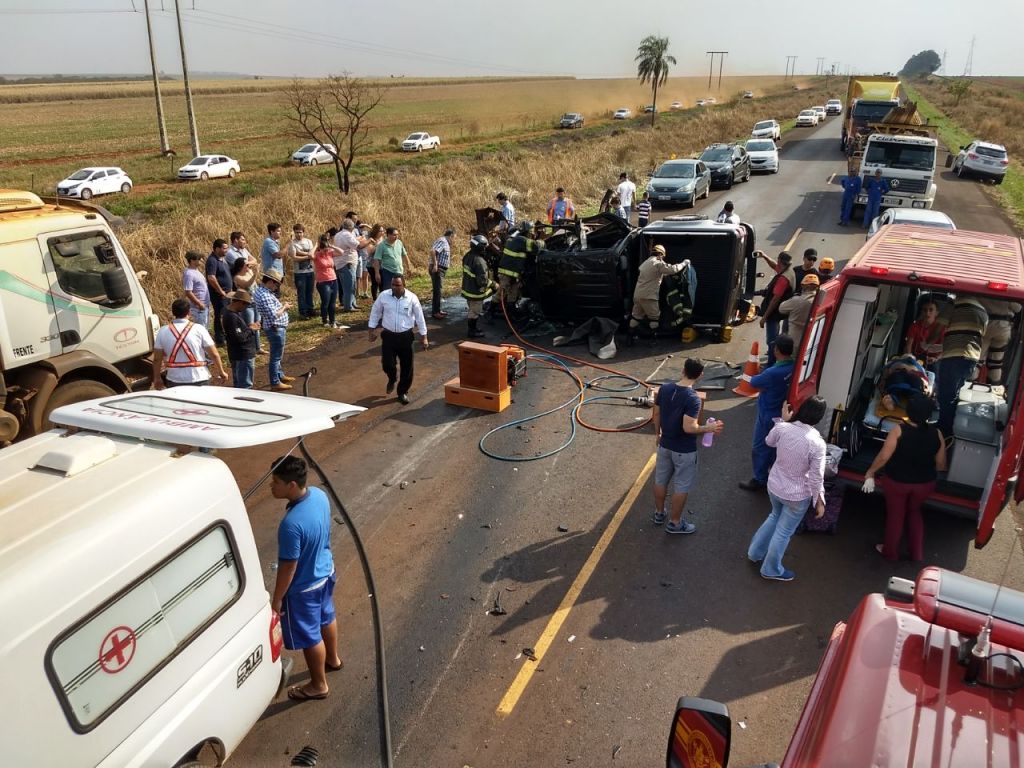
[498,221,540,307]
[462,234,497,339]
[630,244,685,336]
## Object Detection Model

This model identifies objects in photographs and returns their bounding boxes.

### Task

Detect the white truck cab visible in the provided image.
[0,190,160,442]
[857,133,939,210]
[0,387,364,767]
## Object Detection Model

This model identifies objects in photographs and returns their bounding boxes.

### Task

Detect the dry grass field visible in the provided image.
[904,76,1024,228]
[0,75,804,191]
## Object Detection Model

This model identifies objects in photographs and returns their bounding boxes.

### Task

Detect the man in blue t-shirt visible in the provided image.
[739,334,796,491]
[270,456,343,702]
[652,358,724,534]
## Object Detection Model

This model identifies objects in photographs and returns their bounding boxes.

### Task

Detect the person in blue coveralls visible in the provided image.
[738,334,797,492]
[837,173,862,226]
[862,169,890,228]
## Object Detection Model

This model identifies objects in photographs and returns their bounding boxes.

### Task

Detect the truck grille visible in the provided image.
[884,176,928,194]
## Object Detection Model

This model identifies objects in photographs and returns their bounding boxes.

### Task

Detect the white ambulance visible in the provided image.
[0,387,363,766]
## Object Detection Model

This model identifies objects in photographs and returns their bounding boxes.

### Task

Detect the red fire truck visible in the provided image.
[790,224,1024,548]
[667,566,1024,766]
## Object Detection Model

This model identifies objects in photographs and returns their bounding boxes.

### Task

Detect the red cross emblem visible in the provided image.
[99,626,137,674]
[172,407,209,416]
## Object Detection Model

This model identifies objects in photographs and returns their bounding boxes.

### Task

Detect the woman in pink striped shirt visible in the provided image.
[747,396,828,582]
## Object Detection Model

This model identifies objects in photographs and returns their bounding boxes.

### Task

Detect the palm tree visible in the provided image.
[635,36,676,126]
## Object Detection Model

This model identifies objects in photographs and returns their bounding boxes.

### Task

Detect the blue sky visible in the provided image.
[1,0,1018,78]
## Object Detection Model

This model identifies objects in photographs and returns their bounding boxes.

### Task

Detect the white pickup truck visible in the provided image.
[401,132,441,152]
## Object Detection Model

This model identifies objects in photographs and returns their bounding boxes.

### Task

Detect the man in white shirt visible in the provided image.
[716,200,740,224]
[616,172,637,222]
[367,276,428,404]
[152,299,227,388]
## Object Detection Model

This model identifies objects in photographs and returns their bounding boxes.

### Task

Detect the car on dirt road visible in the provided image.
[291,143,336,166]
[613,108,632,120]
[670,101,683,110]
[177,155,240,182]
[56,167,132,199]
[645,159,711,207]
[751,119,781,141]
[743,90,755,99]
[745,138,780,174]
[401,132,441,152]
[643,105,658,114]
[699,143,751,188]
[953,140,1010,184]
[826,98,843,115]
[559,113,584,129]
[796,109,819,127]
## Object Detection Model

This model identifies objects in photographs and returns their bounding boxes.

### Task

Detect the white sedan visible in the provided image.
[867,208,956,238]
[291,143,336,166]
[745,138,780,174]
[613,108,632,119]
[795,109,819,127]
[56,167,132,199]
[178,155,240,181]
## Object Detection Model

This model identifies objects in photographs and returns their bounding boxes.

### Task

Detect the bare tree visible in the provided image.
[284,74,385,193]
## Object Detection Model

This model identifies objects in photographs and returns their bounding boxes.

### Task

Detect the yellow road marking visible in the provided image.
[784,227,803,252]
[496,451,658,717]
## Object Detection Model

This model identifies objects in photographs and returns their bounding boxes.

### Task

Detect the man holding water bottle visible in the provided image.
[652,358,725,534]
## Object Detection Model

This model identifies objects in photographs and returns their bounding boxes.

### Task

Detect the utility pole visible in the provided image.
[963,36,975,77]
[706,51,727,91]
[816,57,825,76]
[940,49,947,76]
[143,0,170,154]
[173,0,200,157]
[785,55,797,79]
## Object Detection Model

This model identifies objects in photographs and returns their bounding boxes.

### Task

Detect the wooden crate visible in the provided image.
[457,341,508,393]
[444,377,511,413]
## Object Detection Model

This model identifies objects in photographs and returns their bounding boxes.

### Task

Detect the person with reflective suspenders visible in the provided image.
[498,221,539,307]
[152,299,228,389]
[462,234,498,339]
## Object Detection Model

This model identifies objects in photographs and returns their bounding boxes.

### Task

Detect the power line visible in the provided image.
[785,55,797,79]
[705,51,727,91]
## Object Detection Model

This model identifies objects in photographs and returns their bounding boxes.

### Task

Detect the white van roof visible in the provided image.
[49,386,364,449]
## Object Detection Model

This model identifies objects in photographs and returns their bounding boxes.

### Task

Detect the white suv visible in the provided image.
[954,141,1010,184]
[825,99,843,115]
[796,109,818,127]
[751,119,781,141]
[56,167,132,199]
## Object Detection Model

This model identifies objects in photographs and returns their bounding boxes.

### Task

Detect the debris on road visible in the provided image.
[290,746,321,766]
[558,524,569,532]
[568,635,576,643]
[612,744,622,760]
[738,720,747,730]
[419,645,425,652]
[523,647,538,661]
[488,595,508,616]
[400,480,409,490]
[440,593,449,599]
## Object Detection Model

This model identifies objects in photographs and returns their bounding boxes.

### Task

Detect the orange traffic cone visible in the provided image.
[733,341,762,397]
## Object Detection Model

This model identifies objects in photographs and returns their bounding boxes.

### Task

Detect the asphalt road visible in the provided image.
[229,114,1023,768]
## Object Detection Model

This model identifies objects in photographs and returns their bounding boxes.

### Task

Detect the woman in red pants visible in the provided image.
[862,394,947,561]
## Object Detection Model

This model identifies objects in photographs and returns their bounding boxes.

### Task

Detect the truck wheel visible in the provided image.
[41,380,117,432]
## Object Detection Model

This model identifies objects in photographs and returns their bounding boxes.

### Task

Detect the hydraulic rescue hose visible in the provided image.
[478,292,661,461]
[239,369,394,768]
[298,369,393,768]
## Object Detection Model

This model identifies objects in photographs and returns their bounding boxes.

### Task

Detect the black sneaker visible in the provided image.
[738,479,766,492]
[386,380,396,395]
[398,393,410,405]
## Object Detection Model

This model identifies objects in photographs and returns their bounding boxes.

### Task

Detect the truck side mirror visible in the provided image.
[666,697,732,768]
[102,266,133,306]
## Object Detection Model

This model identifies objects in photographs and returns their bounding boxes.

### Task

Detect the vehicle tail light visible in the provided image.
[917,274,957,286]
[968,153,978,160]
[987,281,1009,291]
[269,609,284,662]
[1001,159,1010,166]
[869,266,889,276]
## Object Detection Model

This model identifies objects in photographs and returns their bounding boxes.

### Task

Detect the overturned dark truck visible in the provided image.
[520,213,757,342]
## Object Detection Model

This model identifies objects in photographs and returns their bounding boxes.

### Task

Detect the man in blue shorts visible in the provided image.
[652,358,724,534]
[270,456,343,702]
